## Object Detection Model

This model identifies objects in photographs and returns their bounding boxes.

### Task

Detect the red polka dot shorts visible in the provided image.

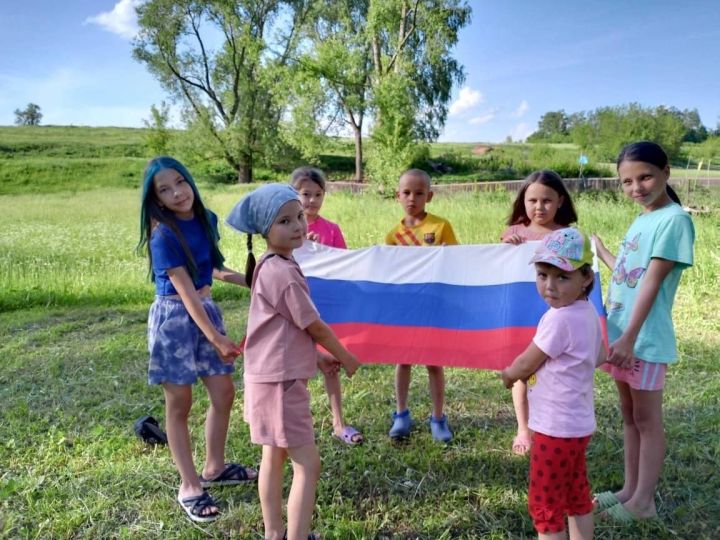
[528,432,593,534]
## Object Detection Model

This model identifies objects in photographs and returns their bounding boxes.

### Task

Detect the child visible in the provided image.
[592,141,695,522]
[501,170,579,456]
[290,167,362,447]
[226,183,360,540]
[385,169,457,442]
[501,227,606,540]
[291,166,347,248]
[137,156,257,523]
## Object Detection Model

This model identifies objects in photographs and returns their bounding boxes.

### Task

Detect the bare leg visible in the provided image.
[623,388,664,518]
[567,511,594,540]
[511,380,532,454]
[163,383,217,516]
[200,374,234,479]
[426,365,445,419]
[259,445,287,540]
[324,369,346,435]
[614,381,639,503]
[286,443,321,540]
[395,364,412,413]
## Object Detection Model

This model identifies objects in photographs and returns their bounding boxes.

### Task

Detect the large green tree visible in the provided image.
[133,0,311,183]
[292,0,470,184]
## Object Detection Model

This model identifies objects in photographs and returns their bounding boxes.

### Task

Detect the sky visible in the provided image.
[1,0,719,143]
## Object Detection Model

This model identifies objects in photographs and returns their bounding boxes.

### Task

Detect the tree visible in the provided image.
[133,0,311,183]
[14,103,42,126]
[528,110,569,141]
[366,0,471,186]
[142,102,172,155]
[292,0,470,186]
[289,0,373,181]
[567,103,687,160]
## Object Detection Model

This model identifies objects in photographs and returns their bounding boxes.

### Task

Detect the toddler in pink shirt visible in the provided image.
[502,228,606,540]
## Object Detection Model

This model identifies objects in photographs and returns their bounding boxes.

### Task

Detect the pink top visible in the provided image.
[308,215,347,248]
[243,254,320,383]
[528,300,603,438]
[500,224,548,242]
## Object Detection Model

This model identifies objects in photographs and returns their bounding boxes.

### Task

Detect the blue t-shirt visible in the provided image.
[606,203,694,364]
[150,212,219,296]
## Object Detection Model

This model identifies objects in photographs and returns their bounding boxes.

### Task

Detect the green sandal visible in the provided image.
[593,490,620,513]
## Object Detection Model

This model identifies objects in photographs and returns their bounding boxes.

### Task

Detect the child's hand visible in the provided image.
[500,368,515,388]
[317,352,341,376]
[608,334,635,369]
[591,234,605,252]
[307,232,319,242]
[502,234,525,245]
[214,335,242,364]
[340,352,360,378]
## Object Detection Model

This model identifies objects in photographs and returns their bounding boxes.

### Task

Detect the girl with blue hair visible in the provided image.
[138,156,257,523]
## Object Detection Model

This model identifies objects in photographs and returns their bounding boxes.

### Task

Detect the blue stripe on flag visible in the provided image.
[307,276,605,330]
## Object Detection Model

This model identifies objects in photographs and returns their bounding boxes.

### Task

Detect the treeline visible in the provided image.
[528,104,720,161]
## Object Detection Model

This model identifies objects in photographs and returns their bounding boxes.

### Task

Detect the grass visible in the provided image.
[1,184,719,539]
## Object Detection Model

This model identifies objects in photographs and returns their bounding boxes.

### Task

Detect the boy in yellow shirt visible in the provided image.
[385,169,458,442]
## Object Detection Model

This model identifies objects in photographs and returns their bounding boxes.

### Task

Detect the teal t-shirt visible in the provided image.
[606,203,694,364]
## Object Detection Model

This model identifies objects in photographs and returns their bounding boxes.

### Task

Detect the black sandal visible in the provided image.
[177,491,220,523]
[199,462,257,487]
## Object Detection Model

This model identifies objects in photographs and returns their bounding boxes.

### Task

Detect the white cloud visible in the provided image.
[511,99,529,118]
[511,122,534,142]
[84,0,142,39]
[449,86,483,116]
[469,108,498,125]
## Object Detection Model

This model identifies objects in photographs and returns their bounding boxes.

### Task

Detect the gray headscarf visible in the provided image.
[226,184,300,237]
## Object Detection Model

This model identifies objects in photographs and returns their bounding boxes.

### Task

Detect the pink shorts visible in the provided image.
[244,379,314,448]
[602,358,667,391]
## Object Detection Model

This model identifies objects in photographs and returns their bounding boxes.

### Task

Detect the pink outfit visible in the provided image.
[308,215,346,248]
[243,254,320,383]
[501,224,549,242]
[244,379,314,447]
[528,300,602,438]
[243,253,320,447]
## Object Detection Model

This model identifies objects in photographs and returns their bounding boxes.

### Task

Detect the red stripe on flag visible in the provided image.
[327,322,539,370]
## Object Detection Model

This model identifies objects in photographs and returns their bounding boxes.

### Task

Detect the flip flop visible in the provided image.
[593,490,621,513]
[199,463,257,488]
[511,434,532,455]
[334,425,364,446]
[177,491,220,523]
[600,503,638,524]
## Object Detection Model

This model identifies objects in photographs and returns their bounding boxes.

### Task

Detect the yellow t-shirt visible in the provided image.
[385,213,458,246]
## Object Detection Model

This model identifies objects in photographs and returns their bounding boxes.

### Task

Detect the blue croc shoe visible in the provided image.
[389,409,412,439]
[430,414,453,442]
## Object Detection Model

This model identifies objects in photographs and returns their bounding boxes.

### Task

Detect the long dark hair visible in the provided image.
[137,156,224,281]
[616,141,681,204]
[507,170,578,226]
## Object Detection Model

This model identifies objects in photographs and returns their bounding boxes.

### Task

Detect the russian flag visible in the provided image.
[294,241,607,370]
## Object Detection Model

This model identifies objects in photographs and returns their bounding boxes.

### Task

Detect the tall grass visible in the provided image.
[1,186,717,312]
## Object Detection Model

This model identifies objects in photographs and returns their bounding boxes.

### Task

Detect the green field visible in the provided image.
[1,178,719,538]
